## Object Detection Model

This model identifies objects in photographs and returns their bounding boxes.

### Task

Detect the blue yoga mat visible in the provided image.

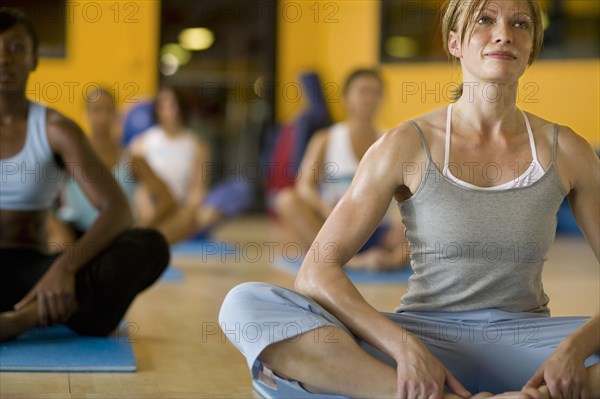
[0,324,137,372]
[159,266,184,282]
[171,238,237,257]
[274,257,412,284]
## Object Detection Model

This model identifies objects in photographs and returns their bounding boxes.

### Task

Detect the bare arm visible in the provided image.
[47,111,133,273]
[296,125,415,358]
[557,127,600,358]
[525,126,600,396]
[295,123,470,397]
[15,110,133,325]
[185,137,211,208]
[129,153,176,227]
[295,129,332,218]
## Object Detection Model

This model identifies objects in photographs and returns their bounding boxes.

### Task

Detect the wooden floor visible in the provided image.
[1,216,598,398]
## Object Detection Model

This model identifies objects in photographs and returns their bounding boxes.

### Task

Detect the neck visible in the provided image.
[162,122,181,136]
[90,131,119,167]
[91,131,116,147]
[0,93,29,122]
[346,116,377,138]
[453,80,520,136]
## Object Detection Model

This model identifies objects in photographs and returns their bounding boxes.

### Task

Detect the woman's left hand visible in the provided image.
[14,263,77,327]
[523,347,588,399]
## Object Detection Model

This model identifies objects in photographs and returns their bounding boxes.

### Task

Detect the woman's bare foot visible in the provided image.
[195,207,222,230]
[442,392,493,399]
[0,302,38,342]
[442,387,549,399]
[472,387,549,399]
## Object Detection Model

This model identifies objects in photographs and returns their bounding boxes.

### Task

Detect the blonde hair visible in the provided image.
[441,0,544,101]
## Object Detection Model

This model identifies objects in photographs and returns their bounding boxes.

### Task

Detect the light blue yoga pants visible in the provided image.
[219,282,600,395]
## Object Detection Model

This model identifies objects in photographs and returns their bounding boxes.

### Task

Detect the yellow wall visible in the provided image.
[277,0,599,147]
[26,0,160,133]
[26,0,599,146]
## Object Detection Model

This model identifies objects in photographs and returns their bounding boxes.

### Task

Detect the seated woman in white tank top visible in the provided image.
[130,87,252,244]
[275,69,409,271]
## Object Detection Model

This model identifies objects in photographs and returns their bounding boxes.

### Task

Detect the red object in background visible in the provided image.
[264,123,298,216]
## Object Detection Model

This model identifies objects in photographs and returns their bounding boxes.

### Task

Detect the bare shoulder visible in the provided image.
[410,106,448,134]
[190,132,209,149]
[526,112,598,191]
[308,127,329,147]
[555,124,600,193]
[298,127,329,162]
[180,128,209,152]
[377,122,419,157]
[526,112,595,158]
[377,107,446,163]
[555,125,596,157]
[45,107,88,152]
[129,126,155,155]
[553,123,599,183]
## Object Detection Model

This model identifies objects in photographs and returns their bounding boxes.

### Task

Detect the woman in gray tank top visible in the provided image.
[219,0,600,397]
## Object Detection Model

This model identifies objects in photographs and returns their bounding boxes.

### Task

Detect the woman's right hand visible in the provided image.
[395,337,471,399]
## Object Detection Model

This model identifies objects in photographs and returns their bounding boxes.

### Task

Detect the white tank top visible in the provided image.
[442,104,545,190]
[137,125,198,203]
[0,101,62,210]
[320,123,358,206]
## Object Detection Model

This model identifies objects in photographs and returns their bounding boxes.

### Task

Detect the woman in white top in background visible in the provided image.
[275,69,409,271]
[131,87,217,244]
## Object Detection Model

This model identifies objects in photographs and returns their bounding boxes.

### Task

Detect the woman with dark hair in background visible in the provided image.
[131,86,252,244]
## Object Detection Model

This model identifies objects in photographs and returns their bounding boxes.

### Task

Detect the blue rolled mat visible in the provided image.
[170,238,236,257]
[556,198,583,236]
[0,324,137,372]
[159,266,184,282]
[121,101,155,147]
[274,257,412,284]
[203,179,254,218]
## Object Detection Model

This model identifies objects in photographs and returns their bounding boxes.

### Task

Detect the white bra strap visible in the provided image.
[520,109,539,163]
[443,104,453,172]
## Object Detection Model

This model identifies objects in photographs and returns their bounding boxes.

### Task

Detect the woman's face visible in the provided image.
[449,0,534,86]
[86,92,115,136]
[156,88,181,127]
[344,75,383,120]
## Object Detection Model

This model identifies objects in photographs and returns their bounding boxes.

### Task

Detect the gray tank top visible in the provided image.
[396,121,565,315]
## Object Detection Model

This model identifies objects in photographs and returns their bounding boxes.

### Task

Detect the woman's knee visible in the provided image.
[219,282,282,325]
[139,228,170,265]
[119,228,169,267]
[274,187,300,216]
[105,228,170,289]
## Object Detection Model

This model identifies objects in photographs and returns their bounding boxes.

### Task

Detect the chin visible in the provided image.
[356,112,377,121]
[476,70,524,85]
[487,65,527,79]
